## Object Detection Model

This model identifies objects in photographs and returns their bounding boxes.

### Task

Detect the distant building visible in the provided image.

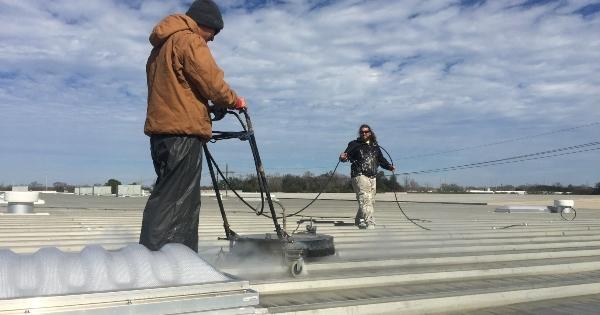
[466,188,494,194]
[495,190,526,195]
[467,188,526,195]
[118,185,143,197]
[93,186,112,196]
[75,187,93,195]
[12,186,28,192]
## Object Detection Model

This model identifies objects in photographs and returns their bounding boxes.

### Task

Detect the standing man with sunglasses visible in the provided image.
[140,0,246,252]
[340,124,395,229]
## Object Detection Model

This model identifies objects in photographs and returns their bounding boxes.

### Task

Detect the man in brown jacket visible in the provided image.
[140,0,246,252]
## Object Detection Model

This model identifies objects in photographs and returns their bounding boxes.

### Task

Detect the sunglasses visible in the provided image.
[360,130,371,134]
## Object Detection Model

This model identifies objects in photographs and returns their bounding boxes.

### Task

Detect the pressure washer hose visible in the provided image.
[378,146,431,231]
[205,150,268,217]
[208,141,431,230]
[207,150,342,219]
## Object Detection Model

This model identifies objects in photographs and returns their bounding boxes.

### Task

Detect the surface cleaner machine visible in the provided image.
[204,107,335,276]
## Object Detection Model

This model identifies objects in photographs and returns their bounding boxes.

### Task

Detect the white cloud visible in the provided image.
[0,0,599,186]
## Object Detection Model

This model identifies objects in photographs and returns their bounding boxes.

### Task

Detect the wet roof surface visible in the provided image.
[2,193,600,314]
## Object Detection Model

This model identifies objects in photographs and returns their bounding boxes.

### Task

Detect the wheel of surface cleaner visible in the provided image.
[289,258,304,277]
[560,207,576,221]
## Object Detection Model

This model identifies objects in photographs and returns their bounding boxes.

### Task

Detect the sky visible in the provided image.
[0,0,599,188]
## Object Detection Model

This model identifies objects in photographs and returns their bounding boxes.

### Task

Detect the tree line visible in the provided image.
[2,176,599,195]
[204,173,600,195]
[204,171,401,193]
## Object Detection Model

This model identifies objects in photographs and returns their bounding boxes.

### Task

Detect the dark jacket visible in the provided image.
[343,139,393,178]
[144,14,238,139]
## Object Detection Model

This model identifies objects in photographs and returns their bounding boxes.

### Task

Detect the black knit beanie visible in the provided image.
[186,0,224,35]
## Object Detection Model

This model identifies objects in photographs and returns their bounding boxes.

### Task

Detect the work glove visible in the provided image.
[234,97,246,110]
[210,105,227,121]
[339,152,349,162]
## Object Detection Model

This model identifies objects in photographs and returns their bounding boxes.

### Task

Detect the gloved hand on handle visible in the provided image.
[339,152,348,162]
[234,97,246,110]
[210,105,227,121]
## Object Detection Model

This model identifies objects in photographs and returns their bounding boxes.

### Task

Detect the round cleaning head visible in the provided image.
[230,233,335,258]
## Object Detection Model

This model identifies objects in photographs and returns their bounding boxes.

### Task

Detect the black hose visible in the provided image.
[209,115,431,231]
[208,151,343,219]
[378,145,431,231]
[278,160,343,218]
[206,151,270,218]
[211,139,432,231]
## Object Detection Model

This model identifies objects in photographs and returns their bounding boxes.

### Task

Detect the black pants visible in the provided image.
[139,135,203,252]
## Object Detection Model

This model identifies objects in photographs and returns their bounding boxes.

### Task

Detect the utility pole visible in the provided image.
[224,164,236,197]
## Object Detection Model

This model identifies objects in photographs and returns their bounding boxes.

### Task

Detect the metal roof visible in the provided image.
[2,193,600,314]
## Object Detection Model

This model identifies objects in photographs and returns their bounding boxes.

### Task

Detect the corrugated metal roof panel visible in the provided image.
[1,193,600,314]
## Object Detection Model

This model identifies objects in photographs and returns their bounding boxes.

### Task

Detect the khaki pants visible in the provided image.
[352,175,377,225]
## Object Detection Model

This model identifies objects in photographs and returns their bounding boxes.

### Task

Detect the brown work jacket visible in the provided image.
[144,14,238,139]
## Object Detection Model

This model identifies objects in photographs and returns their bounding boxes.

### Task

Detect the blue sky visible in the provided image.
[0,0,599,188]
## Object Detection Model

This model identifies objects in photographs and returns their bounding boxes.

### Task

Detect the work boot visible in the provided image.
[357,219,367,229]
[364,218,376,230]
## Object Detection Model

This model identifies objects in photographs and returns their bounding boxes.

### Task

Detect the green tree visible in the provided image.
[439,183,465,193]
[105,179,122,195]
[29,181,44,191]
[375,172,402,193]
[282,174,307,192]
[53,182,68,192]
